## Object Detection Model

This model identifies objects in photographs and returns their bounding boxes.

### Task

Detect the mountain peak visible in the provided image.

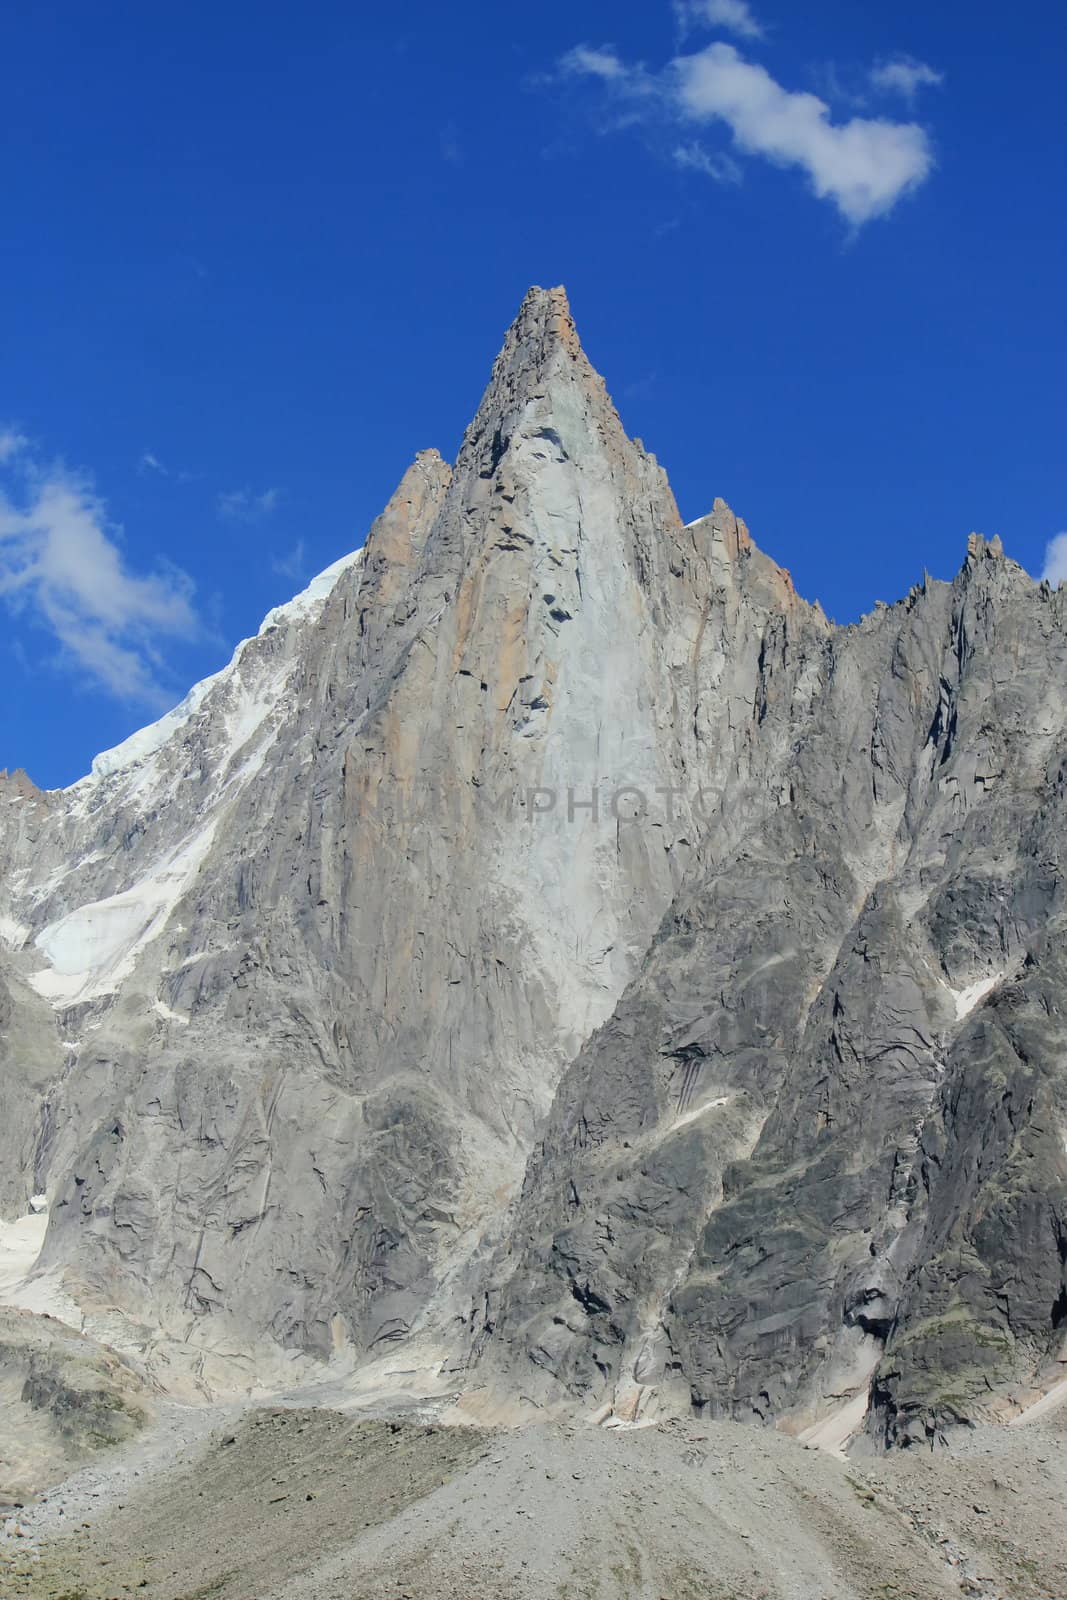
[965,530,1005,563]
[0,767,42,802]
[510,283,581,359]
[455,285,628,491]
[7,285,1067,1512]
[481,283,588,404]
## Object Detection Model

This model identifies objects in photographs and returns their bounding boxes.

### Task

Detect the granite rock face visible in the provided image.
[485,532,1067,1444]
[1,290,1065,1444]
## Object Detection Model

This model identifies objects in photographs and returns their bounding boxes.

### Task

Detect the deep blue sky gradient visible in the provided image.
[3,0,1065,785]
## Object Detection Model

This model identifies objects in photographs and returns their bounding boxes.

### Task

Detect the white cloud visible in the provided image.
[1041,532,1067,587]
[559,36,935,225]
[681,0,763,39]
[674,44,932,223]
[0,428,29,465]
[216,486,280,522]
[0,458,198,706]
[870,57,944,101]
[559,45,631,83]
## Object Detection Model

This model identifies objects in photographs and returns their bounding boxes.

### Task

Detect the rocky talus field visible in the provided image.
[1,287,1065,1597]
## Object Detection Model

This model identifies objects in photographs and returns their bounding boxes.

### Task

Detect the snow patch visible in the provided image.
[29,819,219,1005]
[0,1209,48,1302]
[172,945,233,971]
[950,974,1001,1020]
[0,1205,83,1327]
[223,677,282,752]
[0,913,29,950]
[153,998,188,1026]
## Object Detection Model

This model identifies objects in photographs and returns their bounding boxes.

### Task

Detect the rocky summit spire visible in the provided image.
[500,284,584,365]
[486,285,587,393]
[454,284,636,489]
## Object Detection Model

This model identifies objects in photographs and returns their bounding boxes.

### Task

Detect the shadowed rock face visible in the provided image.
[486,533,1067,1444]
[1,288,1065,1445]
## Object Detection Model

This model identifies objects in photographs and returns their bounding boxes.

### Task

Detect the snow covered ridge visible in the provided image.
[254,547,364,635]
[80,547,365,786]
[19,548,366,1008]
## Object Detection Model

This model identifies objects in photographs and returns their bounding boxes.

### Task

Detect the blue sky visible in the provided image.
[2,0,1064,788]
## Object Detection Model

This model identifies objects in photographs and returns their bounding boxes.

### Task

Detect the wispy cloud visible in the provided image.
[559,38,934,225]
[677,0,764,39]
[673,141,743,183]
[138,450,195,484]
[0,427,29,465]
[1042,532,1067,587]
[0,449,199,706]
[560,45,633,83]
[216,486,280,523]
[271,538,307,582]
[870,57,944,101]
